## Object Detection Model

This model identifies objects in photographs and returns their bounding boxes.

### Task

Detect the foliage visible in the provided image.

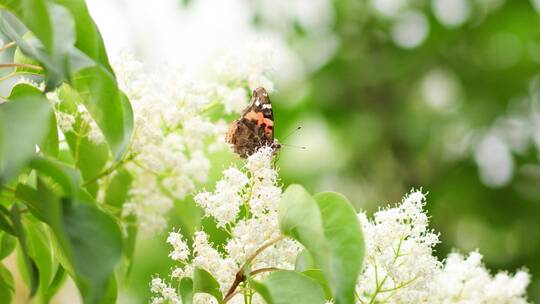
[0,0,131,302]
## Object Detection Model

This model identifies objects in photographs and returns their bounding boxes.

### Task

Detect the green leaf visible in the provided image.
[0,232,16,260]
[122,215,137,278]
[193,267,223,302]
[278,185,332,283]
[45,265,66,300]
[0,211,15,236]
[14,44,44,74]
[0,3,76,88]
[251,270,325,304]
[29,157,81,197]
[295,249,316,272]
[314,192,365,304]
[57,84,109,194]
[104,169,132,207]
[10,204,40,297]
[52,0,113,72]
[302,269,332,300]
[17,163,123,304]
[0,263,15,303]
[41,106,59,157]
[24,218,56,303]
[0,0,53,50]
[62,200,123,304]
[0,84,52,185]
[179,277,194,304]
[71,66,133,160]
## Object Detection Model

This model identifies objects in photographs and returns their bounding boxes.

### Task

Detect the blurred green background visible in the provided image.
[81,0,540,302]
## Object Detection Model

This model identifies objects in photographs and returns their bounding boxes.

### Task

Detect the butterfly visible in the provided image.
[226,87,280,158]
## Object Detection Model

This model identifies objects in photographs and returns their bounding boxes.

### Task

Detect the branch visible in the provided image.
[0,41,16,52]
[222,235,285,303]
[0,63,43,71]
[81,153,135,187]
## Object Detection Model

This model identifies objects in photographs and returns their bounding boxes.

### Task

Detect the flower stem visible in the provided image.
[222,235,285,303]
[0,41,16,52]
[0,63,42,71]
[81,153,135,187]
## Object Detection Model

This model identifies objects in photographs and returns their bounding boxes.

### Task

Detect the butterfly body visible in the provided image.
[226,87,279,158]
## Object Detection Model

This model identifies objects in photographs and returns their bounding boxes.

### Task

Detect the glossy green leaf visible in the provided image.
[13,45,44,74]
[57,84,109,194]
[52,0,113,72]
[105,169,132,207]
[0,0,53,50]
[251,270,325,304]
[314,192,365,304]
[0,263,15,303]
[123,214,137,278]
[24,218,56,303]
[41,104,59,157]
[0,3,76,88]
[0,211,15,236]
[295,249,316,272]
[71,66,133,160]
[45,265,66,300]
[62,200,123,304]
[29,157,81,197]
[278,185,332,282]
[17,165,122,304]
[179,277,194,304]
[302,269,332,300]
[0,84,52,185]
[193,267,222,302]
[10,204,40,297]
[0,232,16,260]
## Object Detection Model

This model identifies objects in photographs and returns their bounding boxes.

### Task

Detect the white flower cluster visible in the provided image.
[111,52,254,234]
[150,277,180,304]
[356,190,530,303]
[15,78,105,145]
[150,152,530,303]
[151,147,301,304]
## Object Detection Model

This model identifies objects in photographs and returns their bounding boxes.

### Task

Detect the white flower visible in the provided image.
[150,276,180,304]
[159,147,300,302]
[55,112,76,132]
[355,190,530,303]
[110,52,253,235]
[167,231,190,262]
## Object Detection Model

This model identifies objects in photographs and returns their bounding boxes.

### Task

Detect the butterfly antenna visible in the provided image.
[280,126,302,143]
[280,143,307,150]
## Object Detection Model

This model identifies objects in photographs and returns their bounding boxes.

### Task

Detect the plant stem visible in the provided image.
[222,235,285,303]
[249,267,280,277]
[81,153,135,187]
[0,41,16,52]
[1,186,16,194]
[0,63,43,71]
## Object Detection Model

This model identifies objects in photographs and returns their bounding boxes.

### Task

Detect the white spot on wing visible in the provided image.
[262,104,272,109]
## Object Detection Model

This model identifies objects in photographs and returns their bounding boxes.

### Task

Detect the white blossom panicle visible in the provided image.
[154,163,531,303]
[149,277,181,304]
[111,52,258,235]
[155,148,301,304]
[356,190,530,303]
[167,231,190,262]
[356,190,441,303]
[432,251,530,303]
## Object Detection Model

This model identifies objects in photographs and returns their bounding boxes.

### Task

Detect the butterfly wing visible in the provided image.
[225,87,277,158]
